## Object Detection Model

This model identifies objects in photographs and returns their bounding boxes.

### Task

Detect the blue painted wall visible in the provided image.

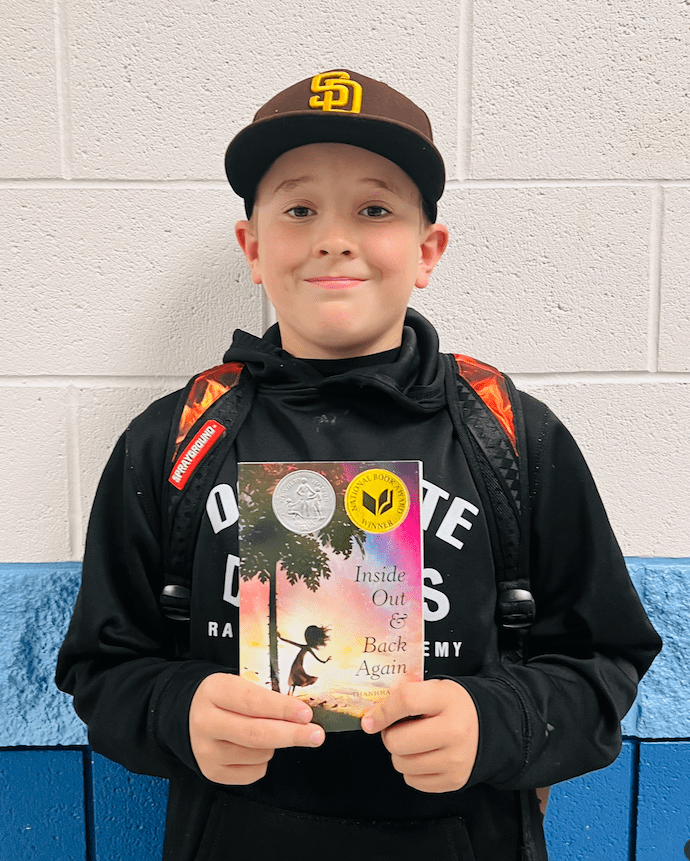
[0,748,86,861]
[0,559,688,860]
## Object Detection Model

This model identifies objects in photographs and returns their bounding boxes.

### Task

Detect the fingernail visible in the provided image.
[310,728,325,746]
[297,707,313,723]
[361,716,374,733]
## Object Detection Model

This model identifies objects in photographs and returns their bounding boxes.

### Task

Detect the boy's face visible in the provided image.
[235,143,448,359]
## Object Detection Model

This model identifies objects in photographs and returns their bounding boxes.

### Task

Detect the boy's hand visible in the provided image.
[361,679,479,793]
[189,673,325,785]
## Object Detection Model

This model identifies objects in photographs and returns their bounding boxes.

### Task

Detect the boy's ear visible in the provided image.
[415,223,449,290]
[235,220,263,285]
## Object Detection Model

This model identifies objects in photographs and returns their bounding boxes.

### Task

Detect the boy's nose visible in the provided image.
[313,223,356,257]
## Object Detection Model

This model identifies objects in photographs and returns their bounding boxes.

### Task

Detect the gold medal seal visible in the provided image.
[345,468,410,534]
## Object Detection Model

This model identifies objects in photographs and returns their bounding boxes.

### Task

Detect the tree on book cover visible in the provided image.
[239,461,423,731]
[238,462,366,695]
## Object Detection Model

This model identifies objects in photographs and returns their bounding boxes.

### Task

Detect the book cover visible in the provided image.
[238,461,423,731]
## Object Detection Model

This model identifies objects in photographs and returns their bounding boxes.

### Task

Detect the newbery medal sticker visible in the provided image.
[272,469,337,535]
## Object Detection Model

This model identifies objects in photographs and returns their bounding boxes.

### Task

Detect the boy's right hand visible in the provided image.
[189,673,325,785]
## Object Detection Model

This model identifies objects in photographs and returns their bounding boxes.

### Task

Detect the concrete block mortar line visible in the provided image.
[0,375,189,388]
[444,178,690,190]
[455,0,474,183]
[2,177,690,190]
[54,0,73,180]
[82,747,96,861]
[629,739,641,861]
[66,385,83,558]
[648,185,664,374]
[0,179,232,190]
[511,371,690,387]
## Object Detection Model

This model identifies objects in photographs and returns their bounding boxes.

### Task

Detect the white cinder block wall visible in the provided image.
[2,0,689,562]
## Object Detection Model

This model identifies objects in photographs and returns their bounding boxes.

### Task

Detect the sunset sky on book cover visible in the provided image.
[239,461,423,731]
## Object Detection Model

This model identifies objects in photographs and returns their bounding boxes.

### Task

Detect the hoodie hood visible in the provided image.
[222,308,447,414]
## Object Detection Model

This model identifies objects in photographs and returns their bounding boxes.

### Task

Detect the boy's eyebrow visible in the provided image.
[270,176,403,196]
[271,175,315,195]
[359,178,400,194]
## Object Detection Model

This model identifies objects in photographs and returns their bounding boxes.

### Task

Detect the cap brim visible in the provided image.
[225,112,445,217]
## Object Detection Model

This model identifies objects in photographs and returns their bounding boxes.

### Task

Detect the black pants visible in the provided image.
[194,793,477,861]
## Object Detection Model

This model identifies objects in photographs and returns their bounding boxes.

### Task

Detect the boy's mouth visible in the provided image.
[305,277,365,289]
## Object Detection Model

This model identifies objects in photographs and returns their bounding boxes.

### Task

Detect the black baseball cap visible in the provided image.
[225,70,445,222]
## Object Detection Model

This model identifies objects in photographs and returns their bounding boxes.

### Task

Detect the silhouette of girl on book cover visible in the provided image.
[278,625,331,696]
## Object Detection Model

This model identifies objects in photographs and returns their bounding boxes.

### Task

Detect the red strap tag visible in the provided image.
[168,420,226,490]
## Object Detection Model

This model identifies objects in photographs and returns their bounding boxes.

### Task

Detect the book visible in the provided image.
[238,460,424,731]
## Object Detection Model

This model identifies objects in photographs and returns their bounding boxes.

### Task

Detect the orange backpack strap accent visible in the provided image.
[161,362,253,622]
[173,361,245,461]
[453,354,517,454]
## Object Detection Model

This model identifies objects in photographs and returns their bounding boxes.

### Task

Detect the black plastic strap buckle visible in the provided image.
[160,584,191,622]
[497,588,536,630]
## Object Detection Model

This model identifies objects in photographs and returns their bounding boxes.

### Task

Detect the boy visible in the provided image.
[56,70,661,861]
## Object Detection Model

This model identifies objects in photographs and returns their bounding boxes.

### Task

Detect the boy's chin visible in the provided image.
[277,304,406,359]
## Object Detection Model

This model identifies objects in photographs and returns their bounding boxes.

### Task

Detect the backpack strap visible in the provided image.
[159,362,254,622]
[444,354,542,860]
[444,354,535,652]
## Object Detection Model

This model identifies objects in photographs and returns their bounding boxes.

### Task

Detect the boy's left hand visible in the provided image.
[361,679,479,793]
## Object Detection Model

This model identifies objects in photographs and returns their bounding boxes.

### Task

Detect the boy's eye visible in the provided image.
[286,206,314,218]
[361,205,390,218]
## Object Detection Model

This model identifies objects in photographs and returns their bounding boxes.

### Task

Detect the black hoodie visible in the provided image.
[56,310,660,861]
